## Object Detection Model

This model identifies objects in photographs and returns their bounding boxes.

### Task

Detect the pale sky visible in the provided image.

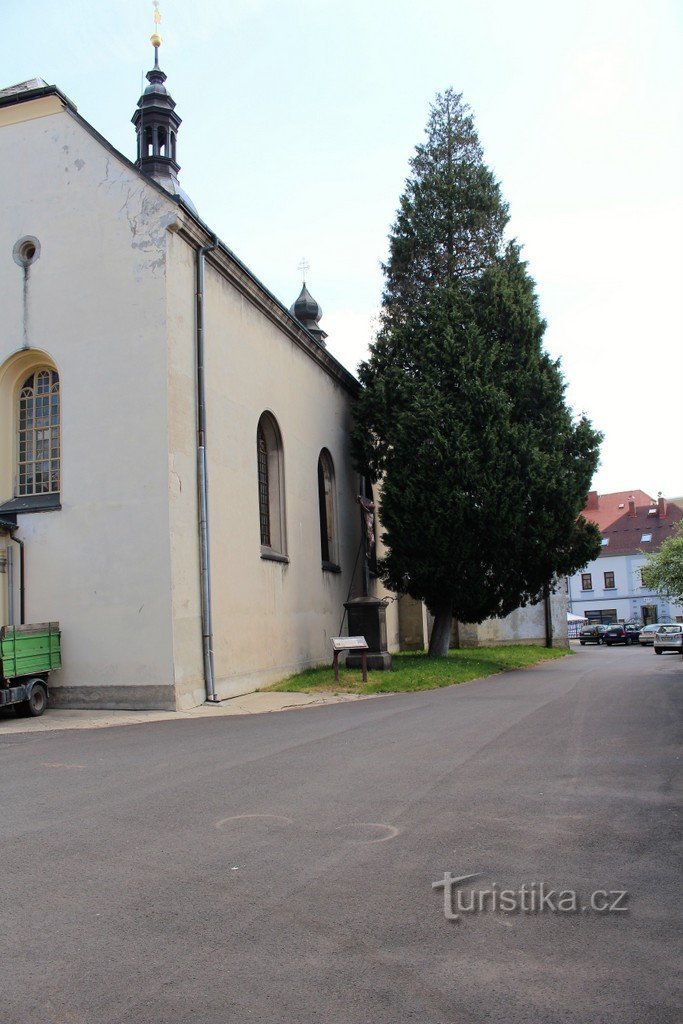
[4,0,682,499]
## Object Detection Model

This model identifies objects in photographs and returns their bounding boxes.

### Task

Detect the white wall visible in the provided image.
[166,230,390,706]
[458,587,568,647]
[0,101,178,707]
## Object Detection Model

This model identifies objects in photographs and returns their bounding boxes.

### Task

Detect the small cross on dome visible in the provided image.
[297,257,310,284]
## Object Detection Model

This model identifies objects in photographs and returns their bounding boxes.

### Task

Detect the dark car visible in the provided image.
[603,624,641,646]
[579,625,610,645]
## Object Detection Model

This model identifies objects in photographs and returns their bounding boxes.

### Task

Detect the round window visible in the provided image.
[13,236,41,268]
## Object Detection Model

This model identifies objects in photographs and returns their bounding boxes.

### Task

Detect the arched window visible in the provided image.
[17,368,60,496]
[257,413,286,558]
[317,449,339,569]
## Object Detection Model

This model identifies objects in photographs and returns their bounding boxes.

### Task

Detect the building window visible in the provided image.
[604,571,615,589]
[317,449,339,569]
[256,412,286,558]
[586,609,617,624]
[17,368,60,496]
[257,424,270,546]
[601,537,609,547]
[641,533,652,543]
[581,573,592,591]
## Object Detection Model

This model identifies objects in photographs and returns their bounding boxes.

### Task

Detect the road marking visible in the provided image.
[215,814,294,829]
[41,763,87,769]
[334,822,401,844]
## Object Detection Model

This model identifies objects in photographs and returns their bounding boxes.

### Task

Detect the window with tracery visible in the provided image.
[17,369,60,496]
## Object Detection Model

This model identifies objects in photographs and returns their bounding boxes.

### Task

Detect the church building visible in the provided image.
[0,36,569,710]
[0,42,401,710]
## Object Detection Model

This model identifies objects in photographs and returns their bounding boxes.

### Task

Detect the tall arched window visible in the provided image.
[317,449,339,569]
[17,368,60,496]
[257,412,286,558]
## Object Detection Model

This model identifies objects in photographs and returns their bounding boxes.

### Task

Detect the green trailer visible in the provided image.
[0,622,61,717]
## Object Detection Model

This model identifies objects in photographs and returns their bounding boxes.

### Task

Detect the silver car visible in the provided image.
[654,624,683,655]
[639,624,661,646]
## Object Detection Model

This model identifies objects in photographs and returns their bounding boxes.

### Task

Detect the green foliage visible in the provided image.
[353,90,602,631]
[270,645,568,696]
[383,89,509,318]
[641,523,683,602]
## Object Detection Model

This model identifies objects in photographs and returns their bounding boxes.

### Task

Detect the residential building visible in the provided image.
[567,490,683,625]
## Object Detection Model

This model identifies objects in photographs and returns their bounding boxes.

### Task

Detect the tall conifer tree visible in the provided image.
[353,91,602,655]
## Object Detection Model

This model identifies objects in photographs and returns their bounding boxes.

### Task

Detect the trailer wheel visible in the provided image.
[20,681,48,717]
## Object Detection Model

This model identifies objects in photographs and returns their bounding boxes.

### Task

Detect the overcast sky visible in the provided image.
[4,0,682,500]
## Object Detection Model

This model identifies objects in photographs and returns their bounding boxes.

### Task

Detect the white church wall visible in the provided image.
[165,230,377,705]
[0,102,178,707]
[457,587,568,647]
[398,589,569,650]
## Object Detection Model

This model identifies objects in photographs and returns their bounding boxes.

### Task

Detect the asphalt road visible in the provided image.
[1,646,681,1024]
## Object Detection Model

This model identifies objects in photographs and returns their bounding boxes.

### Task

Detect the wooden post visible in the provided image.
[361,649,367,683]
[333,649,339,682]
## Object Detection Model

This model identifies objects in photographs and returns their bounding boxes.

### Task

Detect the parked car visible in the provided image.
[603,624,641,646]
[639,624,661,646]
[579,625,611,645]
[654,624,683,655]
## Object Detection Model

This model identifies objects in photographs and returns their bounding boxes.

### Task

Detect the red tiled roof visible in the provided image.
[581,490,683,557]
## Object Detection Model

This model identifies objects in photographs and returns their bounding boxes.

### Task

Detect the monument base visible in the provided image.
[346,650,393,671]
[344,596,393,671]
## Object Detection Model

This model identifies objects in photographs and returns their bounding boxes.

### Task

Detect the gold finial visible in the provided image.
[150,1,162,49]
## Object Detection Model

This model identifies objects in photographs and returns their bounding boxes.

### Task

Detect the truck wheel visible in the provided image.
[26,682,47,717]
[655,648,662,655]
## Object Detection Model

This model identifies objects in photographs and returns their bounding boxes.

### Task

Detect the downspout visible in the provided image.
[8,530,25,626]
[6,546,14,625]
[195,237,220,702]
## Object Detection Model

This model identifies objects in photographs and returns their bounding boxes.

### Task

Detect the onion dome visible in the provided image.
[290,284,327,347]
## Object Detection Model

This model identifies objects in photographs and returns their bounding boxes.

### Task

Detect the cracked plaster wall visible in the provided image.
[0,105,177,706]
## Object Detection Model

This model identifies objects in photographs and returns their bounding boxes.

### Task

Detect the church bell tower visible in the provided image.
[132,3,182,194]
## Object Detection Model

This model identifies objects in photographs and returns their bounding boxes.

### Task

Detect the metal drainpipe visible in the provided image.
[9,532,25,625]
[6,545,14,624]
[196,237,220,703]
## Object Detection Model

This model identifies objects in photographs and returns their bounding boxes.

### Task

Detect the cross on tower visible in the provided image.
[298,257,310,283]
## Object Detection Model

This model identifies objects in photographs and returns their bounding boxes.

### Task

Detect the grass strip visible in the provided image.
[268,645,569,696]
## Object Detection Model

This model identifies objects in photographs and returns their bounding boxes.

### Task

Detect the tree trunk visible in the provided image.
[428,605,453,657]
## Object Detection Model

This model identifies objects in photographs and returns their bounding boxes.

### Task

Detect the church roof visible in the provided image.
[0,79,358,395]
[0,78,50,97]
